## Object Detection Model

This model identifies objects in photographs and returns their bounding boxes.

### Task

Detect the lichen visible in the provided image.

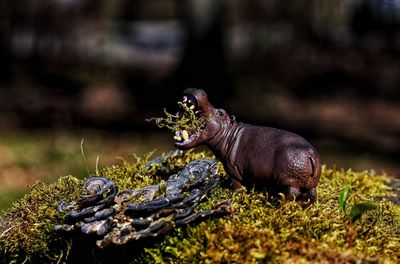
[0,151,399,264]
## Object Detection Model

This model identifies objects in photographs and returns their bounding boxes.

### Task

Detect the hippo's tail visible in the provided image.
[309,155,321,179]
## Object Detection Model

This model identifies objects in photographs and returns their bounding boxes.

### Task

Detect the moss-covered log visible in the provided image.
[0,150,399,263]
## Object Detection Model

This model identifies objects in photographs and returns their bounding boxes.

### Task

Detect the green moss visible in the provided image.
[146,101,207,134]
[0,176,82,264]
[0,152,399,263]
[145,166,399,263]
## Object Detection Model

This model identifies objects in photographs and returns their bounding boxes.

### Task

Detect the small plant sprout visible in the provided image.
[338,185,350,213]
[338,185,378,248]
[96,155,100,176]
[81,138,101,176]
[338,185,377,224]
[81,138,90,176]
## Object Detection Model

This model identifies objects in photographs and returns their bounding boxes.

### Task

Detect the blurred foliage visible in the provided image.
[1,0,400,167]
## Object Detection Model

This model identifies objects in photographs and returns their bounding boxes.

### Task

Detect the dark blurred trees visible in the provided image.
[0,0,400,160]
[170,0,229,102]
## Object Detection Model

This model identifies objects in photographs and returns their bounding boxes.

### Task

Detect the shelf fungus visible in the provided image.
[55,158,230,248]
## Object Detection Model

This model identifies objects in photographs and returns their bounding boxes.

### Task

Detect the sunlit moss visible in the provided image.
[0,151,399,263]
[144,165,399,263]
[0,176,82,264]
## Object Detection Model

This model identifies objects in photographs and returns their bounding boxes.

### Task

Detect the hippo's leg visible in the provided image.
[230,179,243,190]
[283,186,300,202]
[298,187,317,204]
[268,186,300,206]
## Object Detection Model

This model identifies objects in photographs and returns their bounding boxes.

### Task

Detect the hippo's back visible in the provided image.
[237,124,321,189]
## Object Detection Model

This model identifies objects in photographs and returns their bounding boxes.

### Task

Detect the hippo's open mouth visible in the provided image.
[146,89,209,148]
[174,94,206,147]
[173,129,199,146]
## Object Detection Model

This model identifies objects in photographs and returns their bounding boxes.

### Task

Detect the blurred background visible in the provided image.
[1,0,400,213]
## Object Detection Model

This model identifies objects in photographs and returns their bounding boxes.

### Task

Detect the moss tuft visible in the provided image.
[0,176,82,264]
[146,102,207,134]
[0,151,399,263]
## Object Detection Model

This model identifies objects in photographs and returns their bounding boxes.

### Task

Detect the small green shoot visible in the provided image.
[81,140,102,177]
[348,201,377,223]
[338,185,378,249]
[338,185,377,223]
[80,138,90,176]
[95,155,100,176]
[338,185,350,213]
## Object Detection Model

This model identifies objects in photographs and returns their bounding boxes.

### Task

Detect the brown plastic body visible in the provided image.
[175,88,321,204]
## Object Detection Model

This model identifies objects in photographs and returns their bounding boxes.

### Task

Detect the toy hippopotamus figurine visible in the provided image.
[174,88,321,204]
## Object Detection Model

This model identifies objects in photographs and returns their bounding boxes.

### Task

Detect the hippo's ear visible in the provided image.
[230,115,236,123]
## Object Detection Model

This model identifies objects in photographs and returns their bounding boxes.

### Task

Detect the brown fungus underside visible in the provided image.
[0,149,399,263]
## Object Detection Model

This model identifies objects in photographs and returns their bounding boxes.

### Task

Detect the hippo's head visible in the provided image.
[175,88,233,149]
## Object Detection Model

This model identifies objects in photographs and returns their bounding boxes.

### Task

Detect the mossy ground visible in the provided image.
[0,150,399,263]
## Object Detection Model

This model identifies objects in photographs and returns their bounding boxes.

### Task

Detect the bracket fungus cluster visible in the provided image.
[55,157,230,248]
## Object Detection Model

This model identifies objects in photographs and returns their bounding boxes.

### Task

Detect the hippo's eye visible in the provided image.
[217,110,224,117]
